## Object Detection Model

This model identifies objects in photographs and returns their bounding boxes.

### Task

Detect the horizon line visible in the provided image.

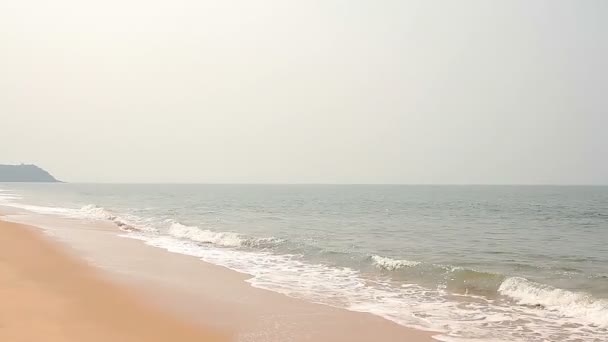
[28,182,608,186]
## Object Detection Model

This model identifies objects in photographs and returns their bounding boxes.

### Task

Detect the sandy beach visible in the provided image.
[0,211,435,342]
[0,217,228,342]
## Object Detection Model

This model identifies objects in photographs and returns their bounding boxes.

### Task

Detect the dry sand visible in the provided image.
[0,218,228,342]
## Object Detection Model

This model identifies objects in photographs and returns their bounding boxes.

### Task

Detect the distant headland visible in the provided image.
[0,164,60,182]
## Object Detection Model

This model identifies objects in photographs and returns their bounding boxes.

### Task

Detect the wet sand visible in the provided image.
[0,218,228,342]
[0,211,436,342]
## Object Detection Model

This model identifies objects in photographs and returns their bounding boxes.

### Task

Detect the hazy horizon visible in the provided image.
[1,1,606,184]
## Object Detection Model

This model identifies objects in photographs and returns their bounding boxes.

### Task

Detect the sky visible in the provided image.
[1,0,606,184]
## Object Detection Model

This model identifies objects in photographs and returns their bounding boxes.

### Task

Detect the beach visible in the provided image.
[0,217,227,342]
[1,184,606,341]
[0,210,434,342]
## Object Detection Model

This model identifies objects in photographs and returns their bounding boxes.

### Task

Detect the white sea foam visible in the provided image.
[76,204,153,232]
[2,201,77,215]
[0,192,88,217]
[371,255,421,270]
[0,190,20,202]
[0,199,153,233]
[168,222,282,248]
[499,276,608,328]
[168,222,245,247]
[3,190,608,341]
[79,204,116,220]
[123,232,608,342]
[0,193,278,248]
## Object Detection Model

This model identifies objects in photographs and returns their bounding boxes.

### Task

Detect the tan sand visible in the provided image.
[1,210,436,342]
[0,218,228,342]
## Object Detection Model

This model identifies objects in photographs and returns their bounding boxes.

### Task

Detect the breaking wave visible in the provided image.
[129,233,608,341]
[445,268,505,296]
[370,255,505,297]
[3,188,608,341]
[78,204,145,232]
[499,276,608,327]
[168,222,283,248]
[371,255,421,270]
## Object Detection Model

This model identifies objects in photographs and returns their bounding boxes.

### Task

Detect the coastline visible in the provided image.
[0,216,227,342]
[0,210,436,342]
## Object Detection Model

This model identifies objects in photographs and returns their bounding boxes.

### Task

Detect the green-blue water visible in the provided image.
[1,184,607,341]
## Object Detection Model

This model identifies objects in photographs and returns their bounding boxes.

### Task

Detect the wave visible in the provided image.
[1,202,77,215]
[168,222,282,248]
[0,199,152,233]
[370,255,506,297]
[128,232,608,341]
[0,190,21,202]
[79,204,116,220]
[499,277,608,327]
[371,255,421,270]
[444,268,506,296]
[78,204,145,232]
[1,195,283,249]
[76,206,283,248]
[3,190,607,340]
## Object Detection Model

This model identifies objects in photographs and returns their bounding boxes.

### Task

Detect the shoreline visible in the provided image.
[0,210,436,341]
[0,216,228,342]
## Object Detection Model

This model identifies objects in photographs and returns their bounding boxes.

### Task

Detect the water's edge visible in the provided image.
[1,185,607,342]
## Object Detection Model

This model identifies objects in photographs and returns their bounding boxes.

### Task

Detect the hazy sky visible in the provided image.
[1,1,606,184]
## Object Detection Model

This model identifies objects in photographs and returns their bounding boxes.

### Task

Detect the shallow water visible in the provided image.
[1,184,607,341]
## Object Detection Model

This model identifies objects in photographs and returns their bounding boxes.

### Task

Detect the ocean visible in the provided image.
[1,183,606,341]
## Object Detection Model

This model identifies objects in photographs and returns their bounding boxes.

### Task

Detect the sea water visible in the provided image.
[1,184,606,341]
